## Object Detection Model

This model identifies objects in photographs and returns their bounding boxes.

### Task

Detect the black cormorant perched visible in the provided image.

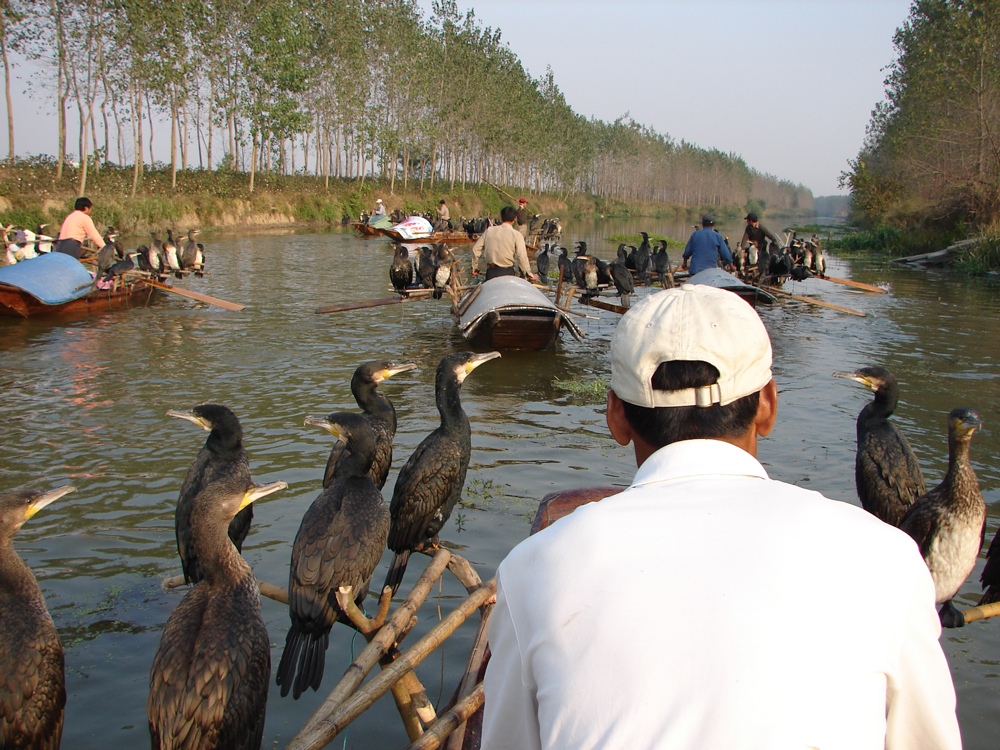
[535,244,550,283]
[900,408,985,628]
[608,254,634,306]
[652,240,672,288]
[833,367,926,526]
[135,245,153,274]
[147,234,165,276]
[432,245,455,300]
[148,477,285,748]
[179,229,201,271]
[416,246,436,289]
[390,244,413,297]
[0,485,73,750]
[384,351,501,595]
[312,360,416,490]
[167,405,257,585]
[163,229,181,271]
[94,231,118,284]
[276,414,390,699]
[557,246,574,285]
[101,252,137,285]
[634,232,652,285]
[572,243,590,289]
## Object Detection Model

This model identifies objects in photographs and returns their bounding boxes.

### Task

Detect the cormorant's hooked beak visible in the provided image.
[951,410,982,436]
[304,416,348,443]
[463,351,501,376]
[25,485,75,520]
[239,481,287,511]
[375,362,418,383]
[167,409,212,431]
[832,371,876,391]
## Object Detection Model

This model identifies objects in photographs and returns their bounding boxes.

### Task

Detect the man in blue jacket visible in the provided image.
[682,214,733,275]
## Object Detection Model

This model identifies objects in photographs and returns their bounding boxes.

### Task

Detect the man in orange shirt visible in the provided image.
[56,197,105,259]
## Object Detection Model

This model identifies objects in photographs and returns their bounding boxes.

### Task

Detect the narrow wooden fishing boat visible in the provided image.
[355,215,395,237]
[454,276,583,350]
[685,267,777,306]
[0,252,159,318]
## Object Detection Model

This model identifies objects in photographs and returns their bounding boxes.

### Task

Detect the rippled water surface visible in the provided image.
[2,219,999,748]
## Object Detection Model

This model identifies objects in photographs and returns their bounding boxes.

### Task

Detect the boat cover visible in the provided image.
[459,276,583,340]
[685,268,777,303]
[367,214,393,229]
[0,252,94,305]
[390,216,433,240]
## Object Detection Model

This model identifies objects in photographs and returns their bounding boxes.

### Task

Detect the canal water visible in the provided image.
[1,218,998,748]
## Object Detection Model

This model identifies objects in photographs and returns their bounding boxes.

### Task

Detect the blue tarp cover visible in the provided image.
[0,253,94,305]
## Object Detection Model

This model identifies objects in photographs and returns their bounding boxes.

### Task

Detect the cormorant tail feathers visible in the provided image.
[276,624,329,700]
[384,549,411,596]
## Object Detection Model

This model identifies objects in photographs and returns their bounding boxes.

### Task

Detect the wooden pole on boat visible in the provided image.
[138,278,246,311]
[289,579,496,750]
[958,601,1000,624]
[408,683,485,750]
[819,275,887,294]
[316,289,433,314]
[762,285,866,317]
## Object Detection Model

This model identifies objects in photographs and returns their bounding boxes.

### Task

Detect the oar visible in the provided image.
[762,285,865,317]
[139,278,246,311]
[582,296,629,315]
[819,275,887,294]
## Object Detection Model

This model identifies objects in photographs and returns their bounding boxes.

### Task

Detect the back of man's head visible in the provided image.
[75,197,92,212]
[500,205,517,223]
[610,285,772,448]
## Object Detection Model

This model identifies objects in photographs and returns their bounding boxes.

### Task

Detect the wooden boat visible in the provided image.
[355,215,394,236]
[0,253,159,318]
[454,276,583,350]
[685,268,777,306]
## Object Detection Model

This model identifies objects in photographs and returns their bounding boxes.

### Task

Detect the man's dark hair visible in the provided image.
[75,197,92,211]
[500,205,517,223]
[620,360,760,448]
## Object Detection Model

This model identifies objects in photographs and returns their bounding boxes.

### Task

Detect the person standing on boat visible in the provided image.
[681,213,734,275]
[471,206,536,282]
[436,199,452,231]
[372,198,386,217]
[483,286,960,750]
[515,198,529,238]
[737,211,784,260]
[55,197,105,259]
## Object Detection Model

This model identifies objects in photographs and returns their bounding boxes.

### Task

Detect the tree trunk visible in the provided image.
[130,79,140,198]
[1,21,13,162]
[249,130,257,192]
[170,88,177,188]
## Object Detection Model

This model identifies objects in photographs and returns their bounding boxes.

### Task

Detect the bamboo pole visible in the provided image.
[290,549,454,748]
[959,601,1000,624]
[762,285,866,317]
[444,604,492,750]
[819,275,887,294]
[288,581,496,750]
[409,684,485,750]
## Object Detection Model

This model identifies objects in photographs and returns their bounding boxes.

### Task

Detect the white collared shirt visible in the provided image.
[484,439,961,750]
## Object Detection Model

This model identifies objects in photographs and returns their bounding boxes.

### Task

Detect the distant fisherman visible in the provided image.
[681,214,733,275]
[737,211,784,261]
[471,206,537,281]
[55,197,105,259]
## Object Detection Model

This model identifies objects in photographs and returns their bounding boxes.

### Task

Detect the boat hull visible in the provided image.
[466,309,562,350]
[0,279,159,318]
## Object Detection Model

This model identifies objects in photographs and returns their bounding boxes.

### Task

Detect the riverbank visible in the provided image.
[0,161,814,235]
[827,225,1000,275]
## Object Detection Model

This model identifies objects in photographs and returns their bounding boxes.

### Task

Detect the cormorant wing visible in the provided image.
[388,434,464,552]
[899,491,944,559]
[979,528,1000,604]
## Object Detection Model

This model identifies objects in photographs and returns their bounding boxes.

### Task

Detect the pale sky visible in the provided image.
[2,1,911,197]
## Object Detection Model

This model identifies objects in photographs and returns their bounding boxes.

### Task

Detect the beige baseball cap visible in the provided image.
[610,284,772,408]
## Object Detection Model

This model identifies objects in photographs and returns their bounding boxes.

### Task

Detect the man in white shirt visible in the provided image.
[483,284,961,750]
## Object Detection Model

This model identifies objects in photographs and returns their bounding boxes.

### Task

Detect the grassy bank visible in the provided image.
[827,224,1000,274]
[0,161,813,236]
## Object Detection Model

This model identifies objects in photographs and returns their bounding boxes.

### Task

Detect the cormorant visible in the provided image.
[146,234,165,277]
[167,405,256,585]
[581,255,599,297]
[833,367,926,526]
[979,528,1000,605]
[572,243,589,289]
[557,246,574,285]
[416,246,436,289]
[163,229,181,272]
[390,244,413,297]
[135,245,153,274]
[102,252,137,285]
[608,255,634,306]
[625,244,637,271]
[900,408,985,628]
[93,232,119,289]
[652,240,672,288]
[535,244,550,283]
[179,229,201,271]
[148,477,285,749]
[634,232,652,285]
[384,351,501,595]
[432,245,455,300]
[276,414,390,699]
[312,360,416,490]
[0,485,73,750]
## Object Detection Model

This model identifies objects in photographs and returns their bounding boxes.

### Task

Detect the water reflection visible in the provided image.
[1,220,998,748]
